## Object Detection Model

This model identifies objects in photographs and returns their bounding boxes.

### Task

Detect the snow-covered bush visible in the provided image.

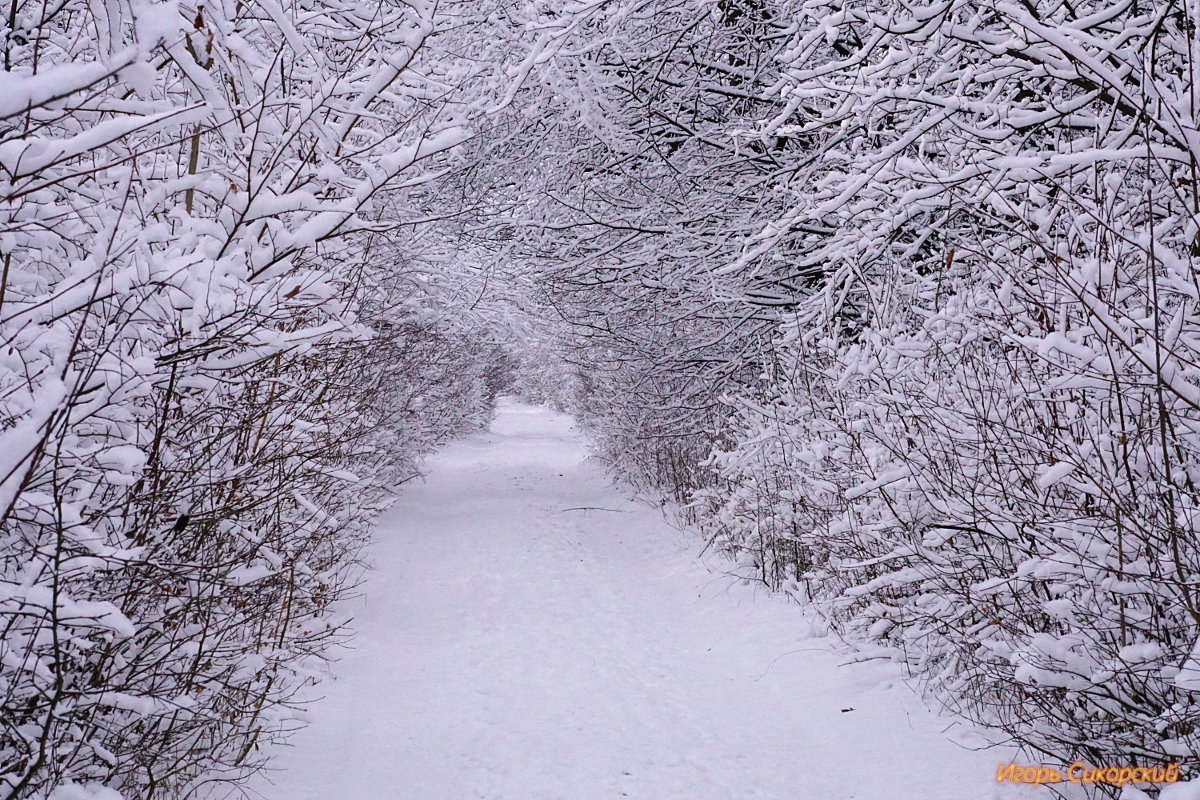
[0,0,523,796]
[693,0,1200,781]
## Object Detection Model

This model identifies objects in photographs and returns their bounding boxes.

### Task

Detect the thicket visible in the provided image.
[0,0,527,796]
[505,0,1200,784]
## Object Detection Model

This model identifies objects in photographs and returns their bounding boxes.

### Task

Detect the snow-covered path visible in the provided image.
[251,401,1015,800]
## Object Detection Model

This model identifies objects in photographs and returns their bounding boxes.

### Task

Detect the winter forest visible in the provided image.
[2,0,1200,796]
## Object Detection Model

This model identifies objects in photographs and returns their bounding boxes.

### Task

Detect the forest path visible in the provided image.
[250,400,1016,800]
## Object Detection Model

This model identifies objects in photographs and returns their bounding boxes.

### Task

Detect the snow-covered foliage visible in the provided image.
[0,0,527,796]
[480,0,800,510]
[503,0,1200,783]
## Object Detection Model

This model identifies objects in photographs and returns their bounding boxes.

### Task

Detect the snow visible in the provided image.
[1163,780,1200,800]
[844,467,910,499]
[1035,461,1077,489]
[224,565,276,586]
[1176,637,1200,692]
[249,400,1020,800]
[46,784,125,800]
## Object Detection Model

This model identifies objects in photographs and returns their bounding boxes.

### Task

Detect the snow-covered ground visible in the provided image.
[248,400,1024,800]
